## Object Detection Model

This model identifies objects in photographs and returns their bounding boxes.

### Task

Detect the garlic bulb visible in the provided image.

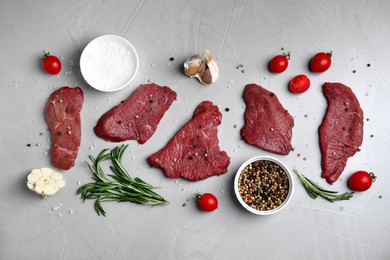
[27,167,66,197]
[184,49,219,84]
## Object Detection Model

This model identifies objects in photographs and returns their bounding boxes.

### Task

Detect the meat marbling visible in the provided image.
[147,101,230,181]
[240,84,294,155]
[94,83,177,144]
[319,82,364,184]
[45,86,84,170]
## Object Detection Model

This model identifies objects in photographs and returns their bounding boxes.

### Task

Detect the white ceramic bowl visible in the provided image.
[234,156,294,215]
[80,35,139,92]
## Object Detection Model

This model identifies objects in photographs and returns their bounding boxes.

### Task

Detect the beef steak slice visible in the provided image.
[94,83,177,144]
[240,84,294,155]
[45,86,84,170]
[319,82,364,184]
[147,101,230,181]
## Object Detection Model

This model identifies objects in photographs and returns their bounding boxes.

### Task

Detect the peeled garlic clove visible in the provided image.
[27,171,41,184]
[34,180,45,194]
[43,185,57,196]
[55,179,66,189]
[41,167,53,178]
[27,167,66,197]
[200,68,212,84]
[51,172,63,180]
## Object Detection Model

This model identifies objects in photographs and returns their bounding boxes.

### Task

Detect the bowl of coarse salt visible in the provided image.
[80,35,139,92]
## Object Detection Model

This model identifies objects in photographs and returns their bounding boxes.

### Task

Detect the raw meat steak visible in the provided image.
[94,83,177,144]
[319,82,364,184]
[240,84,294,155]
[45,86,84,170]
[147,101,230,181]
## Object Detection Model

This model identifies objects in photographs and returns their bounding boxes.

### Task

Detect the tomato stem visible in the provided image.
[194,192,201,202]
[369,172,377,182]
[41,50,51,60]
[327,51,333,58]
[283,51,291,60]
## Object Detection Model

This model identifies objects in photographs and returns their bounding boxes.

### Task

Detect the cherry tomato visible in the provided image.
[348,171,377,192]
[195,193,218,212]
[41,51,62,75]
[269,52,290,73]
[310,51,332,73]
[289,74,310,94]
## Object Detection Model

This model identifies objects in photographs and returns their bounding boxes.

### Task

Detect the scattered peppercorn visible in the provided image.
[367,63,371,67]
[225,108,230,112]
[27,143,31,147]
[353,70,357,73]
[237,160,289,211]
[170,57,175,61]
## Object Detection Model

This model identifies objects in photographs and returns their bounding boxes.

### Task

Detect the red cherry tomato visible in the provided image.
[310,51,332,73]
[195,193,218,212]
[289,74,310,94]
[348,171,377,192]
[42,51,62,75]
[269,52,290,73]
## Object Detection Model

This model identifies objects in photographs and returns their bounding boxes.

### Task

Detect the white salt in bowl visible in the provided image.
[234,156,294,215]
[80,35,139,92]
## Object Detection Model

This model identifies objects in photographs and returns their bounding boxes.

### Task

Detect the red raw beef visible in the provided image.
[147,101,230,181]
[94,83,177,144]
[45,87,84,170]
[319,82,364,184]
[240,84,294,155]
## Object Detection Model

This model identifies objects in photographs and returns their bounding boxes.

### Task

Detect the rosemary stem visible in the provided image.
[78,145,169,216]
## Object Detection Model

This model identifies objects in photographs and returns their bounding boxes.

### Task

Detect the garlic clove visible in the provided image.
[27,171,40,183]
[55,179,66,189]
[27,167,66,197]
[34,180,45,194]
[41,167,53,178]
[43,185,57,196]
[200,68,212,84]
[203,49,214,63]
[184,49,219,85]
[184,55,203,77]
[206,60,219,83]
[51,172,63,180]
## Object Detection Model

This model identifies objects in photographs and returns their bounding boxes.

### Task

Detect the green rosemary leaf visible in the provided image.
[304,177,338,194]
[294,169,354,202]
[78,145,169,216]
[94,198,106,217]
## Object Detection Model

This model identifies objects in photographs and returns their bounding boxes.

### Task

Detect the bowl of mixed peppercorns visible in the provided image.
[234,156,294,215]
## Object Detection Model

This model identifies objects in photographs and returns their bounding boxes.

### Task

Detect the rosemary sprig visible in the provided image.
[294,169,354,202]
[77,145,168,216]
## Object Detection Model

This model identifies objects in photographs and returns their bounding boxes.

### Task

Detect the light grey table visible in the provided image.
[1,1,390,259]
